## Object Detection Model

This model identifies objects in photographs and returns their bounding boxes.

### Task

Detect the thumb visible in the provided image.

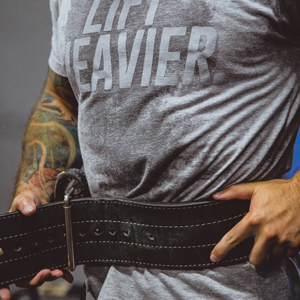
[213,183,257,201]
[9,191,39,216]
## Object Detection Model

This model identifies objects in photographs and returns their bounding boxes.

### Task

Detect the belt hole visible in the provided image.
[95,228,104,236]
[79,232,86,238]
[123,229,130,237]
[109,230,116,236]
[0,248,4,255]
[14,246,22,252]
[31,241,38,247]
[48,236,54,243]
[148,234,155,241]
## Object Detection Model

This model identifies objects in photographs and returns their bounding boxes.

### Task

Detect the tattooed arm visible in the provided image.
[0,69,80,300]
[10,68,82,211]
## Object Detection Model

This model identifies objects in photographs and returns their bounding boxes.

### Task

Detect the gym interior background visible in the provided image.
[1,2,84,299]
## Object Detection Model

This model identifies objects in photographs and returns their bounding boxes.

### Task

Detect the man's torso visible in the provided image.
[49,0,300,298]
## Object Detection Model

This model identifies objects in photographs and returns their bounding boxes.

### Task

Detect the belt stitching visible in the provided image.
[0,200,248,284]
[76,255,249,269]
[0,200,241,224]
[0,205,62,221]
[0,224,65,241]
[0,213,246,241]
[0,235,250,265]
[75,240,216,249]
[74,213,246,228]
[71,200,223,210]
[0,201,224,220]
[0,245,66,265]
[0,256,249,286]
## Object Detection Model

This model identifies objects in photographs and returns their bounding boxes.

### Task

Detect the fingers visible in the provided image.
[210,213,290,266]
[0,286,11,300]
[211,219,299,266]
[9,191,41,215]
[10,194,36,216]
[0,269,73,300]
[16,269,73,288]
[16,269,51,288]
[213,183,257,201]
[45,269,73,284]
[212,179,300,267]
[211,214,254,262]
[248,235,274,266]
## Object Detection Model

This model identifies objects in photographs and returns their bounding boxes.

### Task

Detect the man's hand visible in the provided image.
[9,190,41,215]
[0,191,73,300]
[0,69,80,300]
[210,177,300,266]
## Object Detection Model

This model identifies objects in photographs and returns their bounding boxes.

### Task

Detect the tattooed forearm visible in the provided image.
[13,68,82,203]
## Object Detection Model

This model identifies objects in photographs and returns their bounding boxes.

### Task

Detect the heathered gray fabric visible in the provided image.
[49,0,300,298]
[91,261,300,300]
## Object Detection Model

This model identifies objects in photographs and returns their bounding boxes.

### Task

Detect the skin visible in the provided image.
[211,175,300,266]
[0,68,82,300]
[2,70,300,298]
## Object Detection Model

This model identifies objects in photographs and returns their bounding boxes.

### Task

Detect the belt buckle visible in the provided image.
[64,185,76,271]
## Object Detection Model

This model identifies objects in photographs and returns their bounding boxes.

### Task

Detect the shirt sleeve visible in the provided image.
[48,0,67,76]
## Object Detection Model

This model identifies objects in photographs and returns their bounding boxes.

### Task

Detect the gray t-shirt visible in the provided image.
[49,0,300,298]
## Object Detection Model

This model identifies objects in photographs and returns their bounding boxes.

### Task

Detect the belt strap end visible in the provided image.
[64,187,76,271]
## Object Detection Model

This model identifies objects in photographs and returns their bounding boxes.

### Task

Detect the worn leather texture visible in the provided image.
[0,198,253,286]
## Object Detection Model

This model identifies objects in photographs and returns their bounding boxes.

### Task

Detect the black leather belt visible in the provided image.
[0,196,253,286]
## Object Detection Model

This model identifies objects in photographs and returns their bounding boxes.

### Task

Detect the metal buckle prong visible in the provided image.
[64,186,76,271]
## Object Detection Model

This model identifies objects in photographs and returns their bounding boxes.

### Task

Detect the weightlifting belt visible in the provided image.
[0,171,253,286]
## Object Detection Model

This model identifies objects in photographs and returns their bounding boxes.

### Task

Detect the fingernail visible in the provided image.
[210,254,218,263]
[24,203,35,214]
[213,191,224,199]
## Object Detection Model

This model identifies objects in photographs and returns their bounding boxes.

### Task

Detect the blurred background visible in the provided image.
[0,1,84,299]
[1,0,300,299]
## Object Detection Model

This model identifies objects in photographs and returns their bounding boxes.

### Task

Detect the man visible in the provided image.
[1,0,300,299]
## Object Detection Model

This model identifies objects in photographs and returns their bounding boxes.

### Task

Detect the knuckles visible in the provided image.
[11,191,36,211]
[10,196,24,212]
[225,232,238,247]
[261,227,300,247]
[261,226,279,241]
[226,185,241,196]
[247,211,264,227]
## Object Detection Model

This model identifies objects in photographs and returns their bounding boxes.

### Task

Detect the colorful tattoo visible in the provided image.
[14,69,82,202]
